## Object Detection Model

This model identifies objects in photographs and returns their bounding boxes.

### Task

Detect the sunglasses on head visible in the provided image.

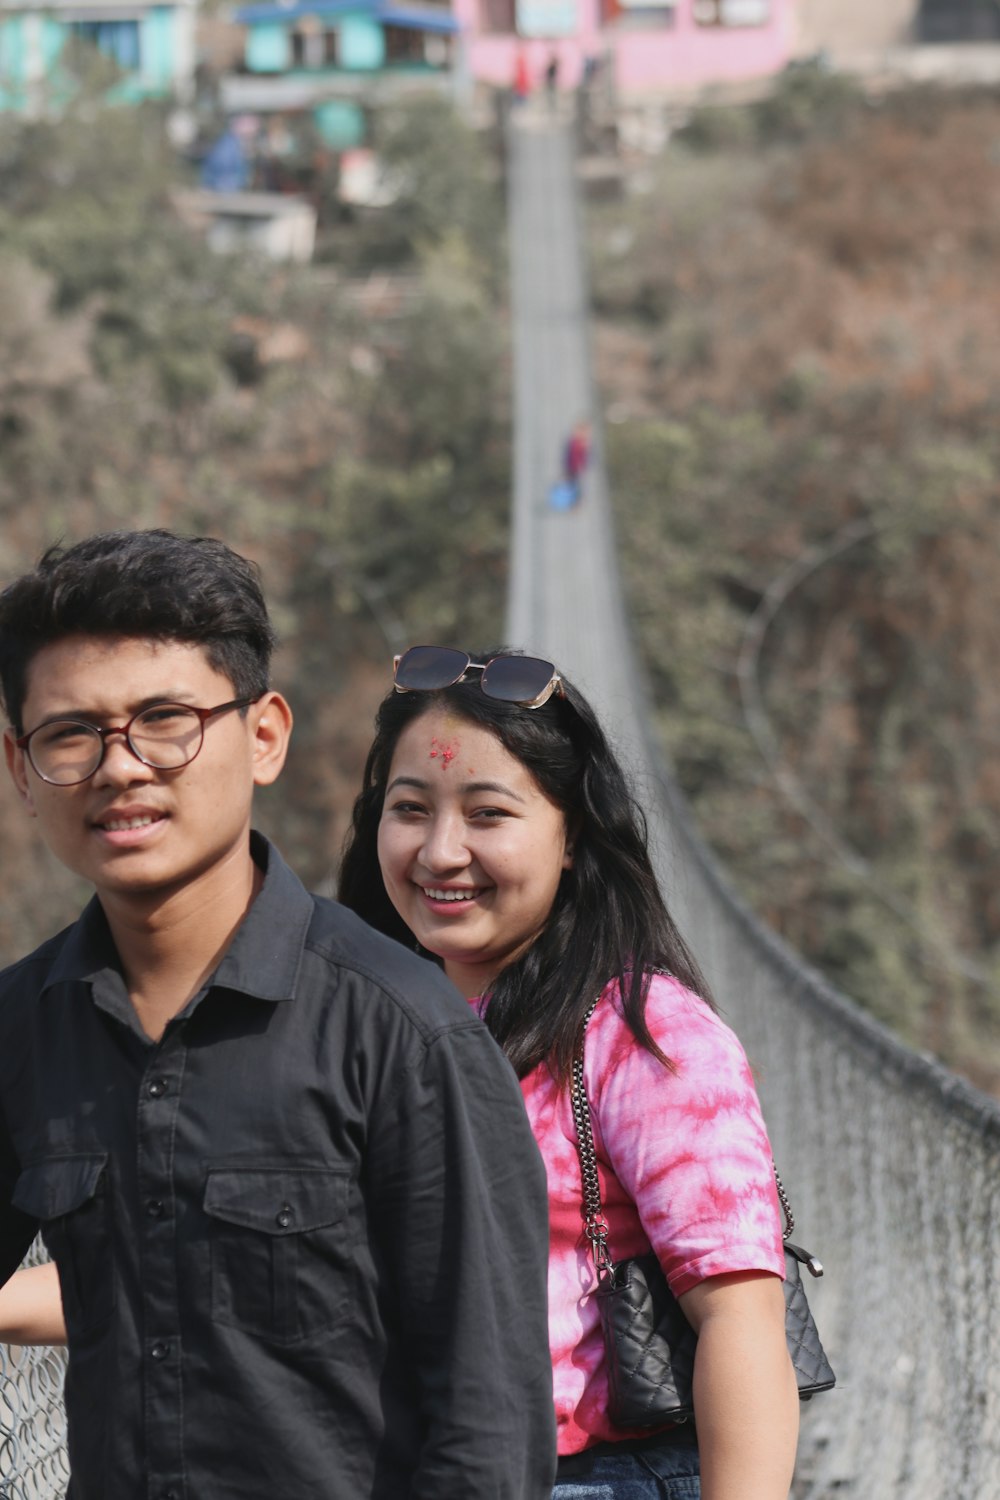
[392,646,564,710]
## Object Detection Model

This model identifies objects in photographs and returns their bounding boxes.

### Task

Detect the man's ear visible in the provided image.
[3,727,36,816]
[250,693,293,788]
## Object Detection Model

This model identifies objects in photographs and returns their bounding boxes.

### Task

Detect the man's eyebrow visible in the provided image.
[31,693,198,724]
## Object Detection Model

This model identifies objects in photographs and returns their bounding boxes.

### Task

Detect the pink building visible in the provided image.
[452,0,795,98]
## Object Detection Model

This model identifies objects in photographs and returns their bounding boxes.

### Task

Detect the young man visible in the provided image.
[0,531,556,1500]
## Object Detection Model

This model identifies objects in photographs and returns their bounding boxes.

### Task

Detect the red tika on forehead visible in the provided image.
[428,736,459,768]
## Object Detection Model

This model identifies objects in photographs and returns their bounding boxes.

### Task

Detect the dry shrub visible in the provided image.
[595,85,1000,1090]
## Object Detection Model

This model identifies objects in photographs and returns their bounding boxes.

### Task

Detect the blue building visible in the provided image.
[223,0,460,146]
[0,0,197,109]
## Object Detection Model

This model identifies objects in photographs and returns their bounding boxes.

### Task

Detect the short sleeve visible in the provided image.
[589,975,785,1299]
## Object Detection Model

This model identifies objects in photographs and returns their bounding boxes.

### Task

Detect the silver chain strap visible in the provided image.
[570,995,797,1284]
[570,998,615,1281]
[773,1163,794,1242]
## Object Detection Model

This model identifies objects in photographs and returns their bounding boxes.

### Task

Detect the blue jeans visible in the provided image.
[552,1437,700,1498]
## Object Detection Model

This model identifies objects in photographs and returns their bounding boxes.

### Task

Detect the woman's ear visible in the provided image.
[250,692,293,788]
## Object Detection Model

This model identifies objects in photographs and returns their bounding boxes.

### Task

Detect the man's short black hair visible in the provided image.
[0,530,277,732]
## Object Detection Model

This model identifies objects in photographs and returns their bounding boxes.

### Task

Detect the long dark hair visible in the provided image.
[338,652,712,1082]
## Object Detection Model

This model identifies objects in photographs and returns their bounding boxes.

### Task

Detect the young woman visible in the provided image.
[338,645,800,1500]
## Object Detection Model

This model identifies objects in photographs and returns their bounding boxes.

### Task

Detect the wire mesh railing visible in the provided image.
[0,1244,68,1499]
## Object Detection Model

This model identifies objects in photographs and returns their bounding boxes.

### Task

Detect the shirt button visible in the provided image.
[148,1077,168,1098]
[275,1204,294,1229]
[145,1198,165,1219]
[151,1341,170,1361]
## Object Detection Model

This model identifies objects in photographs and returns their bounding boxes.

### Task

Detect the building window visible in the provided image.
[919,0,1000,40]
[291,21,338,67]
[384,24,426,61]
[69,18,141,69]
[693,0,770,24]
[481,0,516,34]
[603,0,676,28]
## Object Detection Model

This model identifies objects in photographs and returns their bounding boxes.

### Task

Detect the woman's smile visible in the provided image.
[420,884,484,905]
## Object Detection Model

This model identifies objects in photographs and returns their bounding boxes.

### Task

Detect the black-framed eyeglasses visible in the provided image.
[393,646,563,710]
[15,696,260,786]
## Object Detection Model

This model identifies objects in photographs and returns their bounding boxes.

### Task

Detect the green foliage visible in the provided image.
[750,60,865,145]
[0,98,269,412]
[364,234,504,467]
[680,59,865,152]
[0,92,510,930]
[346,95,503,278]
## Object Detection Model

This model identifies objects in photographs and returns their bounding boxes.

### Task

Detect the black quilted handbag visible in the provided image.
[571,1003,836,1428]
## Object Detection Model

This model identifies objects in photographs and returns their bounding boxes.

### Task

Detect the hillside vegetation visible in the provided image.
[0,91,509,957]
[590,73,1000,1091]
[5,69,999,1094]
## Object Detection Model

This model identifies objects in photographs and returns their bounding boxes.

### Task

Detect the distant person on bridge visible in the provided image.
[514,46,531,104]
[545,51,560,111]
[564,418,591,505]
[339,644,801,1500]
[0,535,556,1500]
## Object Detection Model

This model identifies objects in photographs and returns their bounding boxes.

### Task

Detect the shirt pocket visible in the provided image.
[203,1165,352,1345]
[12,1153,116,1338]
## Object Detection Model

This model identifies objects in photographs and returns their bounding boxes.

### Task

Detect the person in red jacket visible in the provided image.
[563,419,592,505]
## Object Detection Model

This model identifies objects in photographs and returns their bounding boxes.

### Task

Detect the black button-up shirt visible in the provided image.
[0,835,556,1499]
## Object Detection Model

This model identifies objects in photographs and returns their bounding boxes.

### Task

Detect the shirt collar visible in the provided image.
[211,832,311,1003]
[40,832,313,1007]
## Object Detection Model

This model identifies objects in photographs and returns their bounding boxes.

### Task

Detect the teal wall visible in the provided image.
[0,7,178,105]
[247,21,291,71]
[0,14,65,81]
[339,14,383,68]
[0,14,75,103]
[0,15,25,77]
[40,14,63,68]
[313,96,365,146]
[0,15,25,106]
[141,6,174,89]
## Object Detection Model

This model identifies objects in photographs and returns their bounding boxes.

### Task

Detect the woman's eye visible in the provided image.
[389,800,426,816]
[471,806,509,821]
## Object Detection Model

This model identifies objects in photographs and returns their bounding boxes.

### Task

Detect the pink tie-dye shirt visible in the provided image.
[471,972,785,1456]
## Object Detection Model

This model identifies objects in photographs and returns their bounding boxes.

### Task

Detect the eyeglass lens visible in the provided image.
[395,646,556,705]
[28,706,205,785]
[479,656,556,703]
[394,646,470,691]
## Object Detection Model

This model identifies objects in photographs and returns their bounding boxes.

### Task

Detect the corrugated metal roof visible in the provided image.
[235,0,458,31]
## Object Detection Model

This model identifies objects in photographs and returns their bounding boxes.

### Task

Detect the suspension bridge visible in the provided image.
[4,106,1000,1500]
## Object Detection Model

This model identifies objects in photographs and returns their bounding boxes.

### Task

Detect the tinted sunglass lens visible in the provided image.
[481,656,555,704]
[395,646,470,691]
